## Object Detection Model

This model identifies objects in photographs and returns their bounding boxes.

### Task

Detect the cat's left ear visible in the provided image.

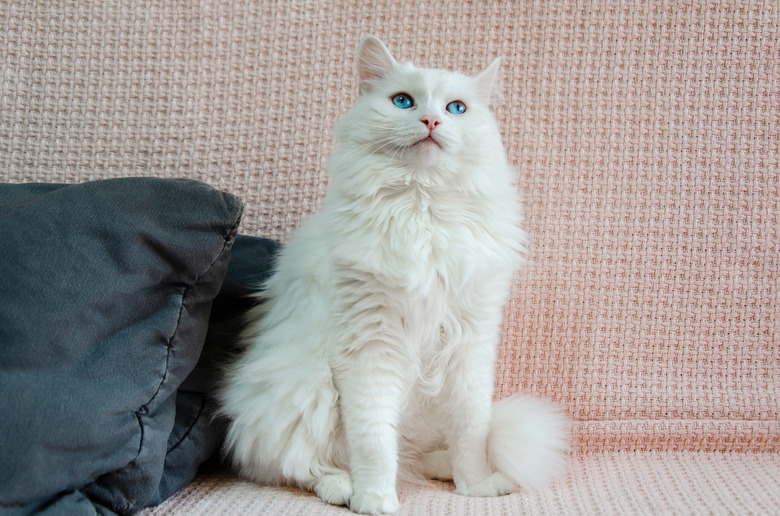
[474,57,502,103]
[357,36,398,95]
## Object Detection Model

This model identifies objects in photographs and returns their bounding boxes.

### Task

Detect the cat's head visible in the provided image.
[334,36,505,181]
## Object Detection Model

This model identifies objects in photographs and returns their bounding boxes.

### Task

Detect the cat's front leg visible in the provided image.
[332,322,406,514]
[441,319,515,497]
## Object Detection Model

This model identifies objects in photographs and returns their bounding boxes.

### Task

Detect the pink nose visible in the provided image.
[420,116,441,131]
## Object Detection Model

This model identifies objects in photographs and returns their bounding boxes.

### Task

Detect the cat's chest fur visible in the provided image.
[327,178,508,298]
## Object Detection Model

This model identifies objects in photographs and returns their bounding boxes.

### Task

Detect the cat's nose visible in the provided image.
[420,116,441,132]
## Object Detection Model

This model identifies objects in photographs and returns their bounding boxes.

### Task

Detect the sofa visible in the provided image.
[1,1,777,514]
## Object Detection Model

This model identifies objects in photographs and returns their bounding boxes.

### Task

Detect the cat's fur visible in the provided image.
[219,36,569,515]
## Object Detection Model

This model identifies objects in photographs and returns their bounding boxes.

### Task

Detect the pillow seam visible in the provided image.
[165,393,206,455]
[137,217,240,416]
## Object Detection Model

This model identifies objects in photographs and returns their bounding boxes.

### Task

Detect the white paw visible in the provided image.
[349,490,401,514]
[315,471,353,506]
[455,472,516,497]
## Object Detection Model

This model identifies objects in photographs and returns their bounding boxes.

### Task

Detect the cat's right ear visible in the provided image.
[357,36,398,95]
[474,57,502,104]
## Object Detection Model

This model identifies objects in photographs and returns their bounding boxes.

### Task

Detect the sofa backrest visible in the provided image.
[2,0,777,453]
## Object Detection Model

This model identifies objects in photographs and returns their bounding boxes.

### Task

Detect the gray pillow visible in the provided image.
[0,178,242,514]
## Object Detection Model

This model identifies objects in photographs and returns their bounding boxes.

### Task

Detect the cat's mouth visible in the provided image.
[413,135,443,149]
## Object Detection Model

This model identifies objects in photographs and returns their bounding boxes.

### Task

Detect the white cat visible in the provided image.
[219,36,569,515]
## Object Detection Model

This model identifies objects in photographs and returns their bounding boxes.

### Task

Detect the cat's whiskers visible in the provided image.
[346,118,389,132]
[329,136,405,174]
[331,119,419,173]
[346,120,422,151]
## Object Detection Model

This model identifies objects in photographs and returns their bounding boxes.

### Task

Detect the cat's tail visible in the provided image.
[488,395,571,491]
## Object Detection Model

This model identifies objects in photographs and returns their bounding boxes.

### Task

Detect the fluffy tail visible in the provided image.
[488,395,571,490]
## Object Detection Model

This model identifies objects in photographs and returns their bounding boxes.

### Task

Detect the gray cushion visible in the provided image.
[0,178,242,514]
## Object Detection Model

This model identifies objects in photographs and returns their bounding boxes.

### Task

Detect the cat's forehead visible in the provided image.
[382,63,476,100]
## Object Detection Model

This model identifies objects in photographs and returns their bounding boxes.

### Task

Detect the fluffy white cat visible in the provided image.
[219,35,569,515]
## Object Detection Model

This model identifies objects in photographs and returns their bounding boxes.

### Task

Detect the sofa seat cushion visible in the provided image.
[140,451,780,515]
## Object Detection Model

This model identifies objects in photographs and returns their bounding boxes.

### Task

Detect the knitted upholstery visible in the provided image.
[2,0,777,513]
[142,452,780,515]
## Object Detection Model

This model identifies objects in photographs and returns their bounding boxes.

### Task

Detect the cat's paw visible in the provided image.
[314,471,353,506]
[455,471,515,497]
[349,490,400,515]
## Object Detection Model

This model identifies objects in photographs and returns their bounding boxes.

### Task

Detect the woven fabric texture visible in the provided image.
[1,0,777,454]
[140,451,780,515]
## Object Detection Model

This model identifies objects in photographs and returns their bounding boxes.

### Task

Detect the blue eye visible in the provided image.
[391,93,414,109]
[446,101,466,114]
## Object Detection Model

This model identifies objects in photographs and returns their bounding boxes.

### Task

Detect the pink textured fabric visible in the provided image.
[1,0,777,461]
[140,452,780,515]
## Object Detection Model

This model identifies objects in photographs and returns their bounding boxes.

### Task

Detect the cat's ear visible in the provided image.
[357,36,398,95]
[474,57,502,103]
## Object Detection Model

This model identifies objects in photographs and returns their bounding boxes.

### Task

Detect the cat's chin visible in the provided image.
[414,135,442,149]
[401,136,458,172]
[408,136,446,160]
